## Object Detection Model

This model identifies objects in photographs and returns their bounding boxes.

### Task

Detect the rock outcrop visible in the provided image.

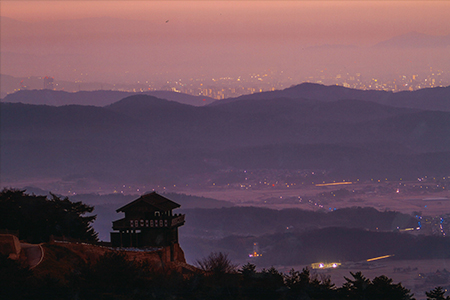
[0,234,21,260]
[32,241,198,280]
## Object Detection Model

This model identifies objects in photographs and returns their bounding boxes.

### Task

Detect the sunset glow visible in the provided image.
[1,1,450,91]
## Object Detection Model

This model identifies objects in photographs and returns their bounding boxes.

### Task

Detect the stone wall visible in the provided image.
[0,234,21,260]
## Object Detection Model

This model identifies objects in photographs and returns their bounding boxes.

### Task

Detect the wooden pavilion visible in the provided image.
[110,192,185,249]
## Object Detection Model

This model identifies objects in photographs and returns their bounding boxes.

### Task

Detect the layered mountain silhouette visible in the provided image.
[1,89,214,107]
[214,82,450,112]
[1,84,450,186]
[4,82,450,111]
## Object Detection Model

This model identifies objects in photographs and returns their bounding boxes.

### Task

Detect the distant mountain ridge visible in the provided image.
[3,82,450,112]
[373,31,450,48]
[212,82,450,112]
[1,89,215,107]
[2,90,450,186]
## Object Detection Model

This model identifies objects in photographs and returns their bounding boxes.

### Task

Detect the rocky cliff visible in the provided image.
[32,242,199,281]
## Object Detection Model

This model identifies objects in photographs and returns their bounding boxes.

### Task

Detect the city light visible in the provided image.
[311,262,341,269]
[315,182,353,187]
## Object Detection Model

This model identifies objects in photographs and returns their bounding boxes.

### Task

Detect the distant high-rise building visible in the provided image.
[43,76,54,90]
[249,242,262,257]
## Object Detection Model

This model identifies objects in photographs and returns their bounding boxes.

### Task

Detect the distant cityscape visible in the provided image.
[4,67,449,100]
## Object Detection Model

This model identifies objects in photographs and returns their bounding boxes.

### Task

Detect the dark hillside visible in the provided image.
[212,82,450,112]
[259,227,450,265]
[2,80,450,112]
[2,92,450,185]
[180,206,416,238]
[210,98,416,123]
[105,94,196,114]
[212,83,388,105]
[180,227,450,266]
[2,89,130,106]
[1,102,135,140]
[2,88,214,106]
[179,207,420,264]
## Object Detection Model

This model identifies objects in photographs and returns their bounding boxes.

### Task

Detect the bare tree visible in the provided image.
[195,252,237,275]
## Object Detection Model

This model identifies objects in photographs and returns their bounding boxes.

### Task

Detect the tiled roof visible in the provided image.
[116,192,181,212]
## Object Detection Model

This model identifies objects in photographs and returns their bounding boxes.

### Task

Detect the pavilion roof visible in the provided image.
[116,192,181,212]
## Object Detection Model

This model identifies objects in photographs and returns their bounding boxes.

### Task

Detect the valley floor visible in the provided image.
[178,181,450,216]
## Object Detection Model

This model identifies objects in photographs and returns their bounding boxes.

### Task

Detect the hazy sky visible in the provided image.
[3,1,450,43]
[1,1,450,84]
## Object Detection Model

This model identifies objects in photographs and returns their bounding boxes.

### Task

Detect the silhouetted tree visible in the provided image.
[1,249,444,300]
[240,262,257,278]
[370,275,414,300]
[196,252,237,275]
[338,272,414,300]
[0,188,97,243]
[285,267,336,300]
[261,266,285,291]
[339,271,371,300]
[194,252,240,299]
[426,287,450,300]
[238,265,285,300]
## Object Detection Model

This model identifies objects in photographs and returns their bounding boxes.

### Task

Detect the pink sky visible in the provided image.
[3,1,450,42]
[1,1,450,83]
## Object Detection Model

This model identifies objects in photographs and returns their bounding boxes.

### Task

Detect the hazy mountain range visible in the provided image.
[4,82,450,111]
[1,87,215,106]
[219,82,450,112]
[1,83,450,187]
[373,31,450,48]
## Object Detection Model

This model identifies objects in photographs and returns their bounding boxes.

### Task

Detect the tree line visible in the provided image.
[0,188,97,243]
[0,188,448,299]
[2,250,449,300]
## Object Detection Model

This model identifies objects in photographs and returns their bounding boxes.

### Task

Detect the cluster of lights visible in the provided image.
[248,252,262,258]
[311,262,341,269]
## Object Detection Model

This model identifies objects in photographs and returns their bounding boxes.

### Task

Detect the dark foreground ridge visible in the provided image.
[1,245,446,300]
[0,188,449,299]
